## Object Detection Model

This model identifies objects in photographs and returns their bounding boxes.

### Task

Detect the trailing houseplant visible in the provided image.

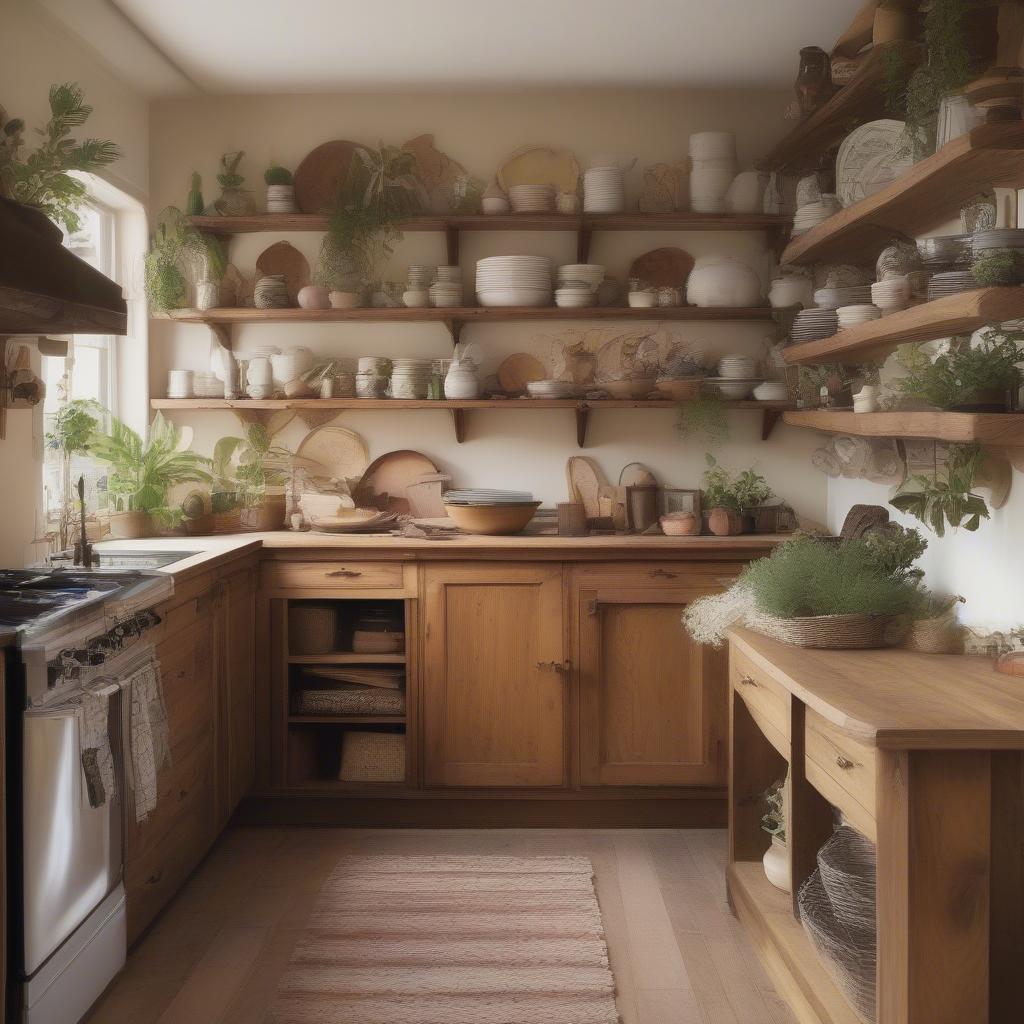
[894,328,1024,411]
[86,413,210,537]
[0,83,120,231]
[144,206,226,311]
[890,442,990,536]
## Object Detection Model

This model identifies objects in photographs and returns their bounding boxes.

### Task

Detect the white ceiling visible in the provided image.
[70,0,863,95]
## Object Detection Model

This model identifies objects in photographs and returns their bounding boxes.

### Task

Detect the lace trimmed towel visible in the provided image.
[127,651,171,822]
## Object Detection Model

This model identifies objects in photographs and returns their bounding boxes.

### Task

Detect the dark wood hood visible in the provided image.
[0,197,127,335]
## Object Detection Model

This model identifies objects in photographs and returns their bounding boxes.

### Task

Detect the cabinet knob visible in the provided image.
[739,675,758,687]
[835,755,856,771]
[327,568,363,578]
[651,568,678,579]
[537,659,572,674]
[146,870,163,885]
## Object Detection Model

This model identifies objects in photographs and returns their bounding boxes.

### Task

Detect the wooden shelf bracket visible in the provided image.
[576,406,590,448]
[449,408,466,443]
[761,409,784,441]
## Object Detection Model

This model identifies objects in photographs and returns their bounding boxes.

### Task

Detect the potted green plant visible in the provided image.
[895,329,1023,412]
[701,455,773,535]
[208,435,245,533]
[761,779,790,892]
[209,150,256,216]
[185,171,205,217]
[234,423,292,531]
[144,206,226,312]
[0,83,120,230]
[264,162,296,213]
[86,413,210,538]
[971,249,1024,287]
[890,442,991,536]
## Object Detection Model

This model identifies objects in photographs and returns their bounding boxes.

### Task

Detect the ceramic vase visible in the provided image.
[707,507,743,537]
[762,836,791,892]
[254,274,289,309]
[687,257,763,308]
[196,279,219,311]
[444,363,480,399]
[266,184,296,214]
[297,285,331,310]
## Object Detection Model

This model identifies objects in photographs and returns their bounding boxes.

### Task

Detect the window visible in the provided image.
[42,199,119,522]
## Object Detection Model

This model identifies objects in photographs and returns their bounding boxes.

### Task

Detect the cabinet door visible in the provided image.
[423,564,566,788]
[575,569,728,787]
[221,565,256,819]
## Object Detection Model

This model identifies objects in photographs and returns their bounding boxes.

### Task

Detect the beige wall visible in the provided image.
[150,88,829,520]
[0,0,149,566]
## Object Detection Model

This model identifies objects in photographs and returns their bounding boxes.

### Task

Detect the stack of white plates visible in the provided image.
[689,132,736,213]
[927,271,977,300]
[407,264,434,288]
[444,489,535,505]
[526,379,576,398]
[436,266,462,284]
[557,264,605,290]
[476,255,552,307]
[871,277,911,314]
[793,195,842,235]
[508,184,555,213]
[430,281,464,307]
[167,369,193,399]
[717,355,757,379]
[333,370,356,397]
[836,304,882,330]
[389,358,432,399]
[555,284,595,308]
[813,285,873,309]
[192,371,223,398]
[791,308,839,342]
[583,166,625,213]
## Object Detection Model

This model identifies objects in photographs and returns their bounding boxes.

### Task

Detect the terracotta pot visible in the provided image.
[660,512,700,536]
[707,507,744,537]
[108,510,153,539]
[241,493,287,531]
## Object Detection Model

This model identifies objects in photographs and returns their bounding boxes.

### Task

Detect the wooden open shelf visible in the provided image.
[781,122,1024,267]
[728,862,862,1024]
[783,409,1024,446]
[757,44,915,174]
[287,653,406,665]
[287,715,406,725]
[782,288,1024,365]
[152,396,793,446]
[190,210,790,263]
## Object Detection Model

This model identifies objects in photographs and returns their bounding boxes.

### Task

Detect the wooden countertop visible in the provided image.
[730,627,1024,750]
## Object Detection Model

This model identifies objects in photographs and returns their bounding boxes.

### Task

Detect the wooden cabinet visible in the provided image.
[422,563,567,788]
[572,565,729,787]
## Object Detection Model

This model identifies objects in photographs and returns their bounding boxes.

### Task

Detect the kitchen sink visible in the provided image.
[47,549,200,570]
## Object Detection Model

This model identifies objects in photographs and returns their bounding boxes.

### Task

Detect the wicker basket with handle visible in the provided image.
[750,612,894,650]
[339,731,406,783]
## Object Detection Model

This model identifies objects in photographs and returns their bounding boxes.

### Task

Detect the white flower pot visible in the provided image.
[266,184,296,213]
[762,835,791,892]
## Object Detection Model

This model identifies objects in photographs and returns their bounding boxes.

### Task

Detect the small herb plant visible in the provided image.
[264,163,293,186]
[0,83,120,232]
[890,442,990,536]
[972,249,1024,287]
[218,150,246,191]
[702,454,773,512]
[761,781,786,841]
[895,329,1024,410]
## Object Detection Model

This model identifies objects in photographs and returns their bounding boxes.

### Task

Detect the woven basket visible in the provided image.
[211,508,242,534]
[904,617,963,654]
[289,603,337,655]
[751,613,894,650]
[294,685,406,716]
[339,731,405,783]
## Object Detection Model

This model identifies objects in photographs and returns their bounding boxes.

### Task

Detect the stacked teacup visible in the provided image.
[689,132,736,213]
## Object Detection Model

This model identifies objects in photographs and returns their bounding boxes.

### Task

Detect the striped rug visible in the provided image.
[266,855,620,1023]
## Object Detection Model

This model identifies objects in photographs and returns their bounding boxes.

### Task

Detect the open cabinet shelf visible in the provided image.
[781,288,1024,366]
[781,122,1024,267]
[783,409,1024,446]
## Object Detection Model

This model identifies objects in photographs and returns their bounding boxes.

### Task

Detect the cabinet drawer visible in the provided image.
[730,649,790,756]
[262,561,411,592]
[804,708,877,840]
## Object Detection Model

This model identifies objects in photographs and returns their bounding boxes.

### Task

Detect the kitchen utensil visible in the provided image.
[443,501,541,536]
[356,450,439,514]
[565,456,607,520]
[497,353,546,394]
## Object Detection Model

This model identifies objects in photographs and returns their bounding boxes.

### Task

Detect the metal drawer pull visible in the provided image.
[327,569,363,578]
[537,660,572,673]
[835,755,857,771]
[651,568,678,579]
[739,675,758,687]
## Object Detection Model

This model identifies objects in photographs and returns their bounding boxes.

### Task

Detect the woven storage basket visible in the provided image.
[339,731,405,783]
[212,508,242,534]
[904,616,962,654]
[751,613,893,650]
[289,603,337,655]
[295,685,406,716]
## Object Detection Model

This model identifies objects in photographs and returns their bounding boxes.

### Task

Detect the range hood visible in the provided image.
[0,197,127,336]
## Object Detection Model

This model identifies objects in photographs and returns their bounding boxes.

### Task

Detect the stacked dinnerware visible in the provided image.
[689,132,736,213]
[791,308,839,342]
[557,264,605,291]
[927,271,977,300]
[430,279,464,307]
[792,194,841,236]
[717,355,758,379]
[167,369,193,399]
[871,277,911,314]
[753,381,790,402]
[476,255,552,307]
[813,285,873,309]
[526,379,577,398]
[971,228,1024,256]
[707,377,759,399]
[407,265,435,289]
[916,234,972,271]
[193,371,224,398]
[836,304,882,330]
[508,183,555,213]
[436,265,462,284]
[356,356,390,399]
[555,282,595,308]
[583,165,626,213]
[389,358,432,399]
[444,489,535,505]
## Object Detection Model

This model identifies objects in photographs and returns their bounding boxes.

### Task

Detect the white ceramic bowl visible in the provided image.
[753,381,790,402]
[711,379,756,400]
[477,288,552,307]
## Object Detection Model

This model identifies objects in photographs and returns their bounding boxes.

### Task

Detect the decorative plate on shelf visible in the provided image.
[496,353,546,394]
[497,146,579,195]
[836,120,912,208]
[628,247,695,289]
[293,139,364,214]
[295,425,369,486]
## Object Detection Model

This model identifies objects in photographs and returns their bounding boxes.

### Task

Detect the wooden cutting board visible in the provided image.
[497,353,546,395]
[356,450,439,514]
[293,139,362,213]
[255,241,310,304]
[565,456,607,520]
[295,426,368,486]
[629,247,695,288]
[619,462,657,487]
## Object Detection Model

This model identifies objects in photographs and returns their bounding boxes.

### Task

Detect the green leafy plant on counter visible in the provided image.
[883,0,977,157]
[702,454,773,512]
[264,163,293,186]
[209,436,244,513]
[890,442,990,536]
[861,523,928,584]
[86,413,210,526]
[676,394,729,446]
[894,328,1024,410]
[144,206,226,311]
[232,423,292,505]
[741,534,928,620]
[0,83,120,231]
[972,249,1024,287]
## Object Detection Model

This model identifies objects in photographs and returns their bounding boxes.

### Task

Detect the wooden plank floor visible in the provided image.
[85,828,796,1024]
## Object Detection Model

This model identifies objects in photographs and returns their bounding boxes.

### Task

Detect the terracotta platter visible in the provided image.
[629,247,695,289]
[255,241,310,304]
[293,139,363,214]
[497,353,546,395]
[497,145,580,194]
[356,450,440,514]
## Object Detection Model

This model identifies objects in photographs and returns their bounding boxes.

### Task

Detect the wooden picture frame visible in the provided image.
[660,488,702,520]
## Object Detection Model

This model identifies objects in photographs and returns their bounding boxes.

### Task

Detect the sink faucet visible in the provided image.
[73,475,94,569]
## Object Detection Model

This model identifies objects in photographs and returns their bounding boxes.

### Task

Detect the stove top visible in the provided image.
[0,569,149,629]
